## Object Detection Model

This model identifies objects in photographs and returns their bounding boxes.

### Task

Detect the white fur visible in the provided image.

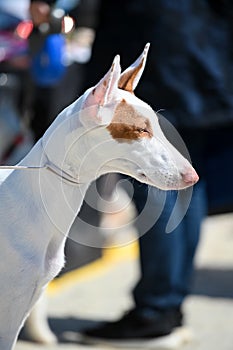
[0,45,198,349]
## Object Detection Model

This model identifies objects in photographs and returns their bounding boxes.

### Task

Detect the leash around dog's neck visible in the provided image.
[42,139,83,185]
[44,157,83,185]
[0,141,82,185]
[0,163,82,185]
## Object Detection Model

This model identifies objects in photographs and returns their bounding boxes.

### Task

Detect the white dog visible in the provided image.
[0,44,198,349]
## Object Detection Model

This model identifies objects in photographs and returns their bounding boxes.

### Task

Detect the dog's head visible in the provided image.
[76,43,198,190]
[44,44,198,190]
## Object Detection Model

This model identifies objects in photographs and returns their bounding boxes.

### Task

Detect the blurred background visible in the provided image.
[0,1,233,349]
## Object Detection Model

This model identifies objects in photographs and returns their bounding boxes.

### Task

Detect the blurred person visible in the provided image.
[80,0,233,346]
[28,0,99,141]
[29,0,79,140]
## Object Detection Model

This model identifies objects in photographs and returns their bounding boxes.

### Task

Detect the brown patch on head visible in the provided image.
[118,60,143,92]
[107,99,153,142]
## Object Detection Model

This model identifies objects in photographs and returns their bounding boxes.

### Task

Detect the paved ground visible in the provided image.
[15,213,233,350]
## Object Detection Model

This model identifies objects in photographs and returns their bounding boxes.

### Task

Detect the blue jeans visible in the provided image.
[132,180,207,311]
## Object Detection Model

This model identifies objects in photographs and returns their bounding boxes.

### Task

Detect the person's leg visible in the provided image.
[83,179,207,340]
[132,128,207,315]
[133,179,207,313]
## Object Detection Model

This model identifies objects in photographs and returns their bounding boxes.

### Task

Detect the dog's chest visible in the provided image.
[41,236,66,287]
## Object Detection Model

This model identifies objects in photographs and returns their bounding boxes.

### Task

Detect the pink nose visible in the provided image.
[182,168,199,185]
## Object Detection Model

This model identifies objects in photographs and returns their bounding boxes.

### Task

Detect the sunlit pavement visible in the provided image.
[16,213,233,350]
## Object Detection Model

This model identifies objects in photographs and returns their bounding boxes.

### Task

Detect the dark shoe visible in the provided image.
[82,308,183,343]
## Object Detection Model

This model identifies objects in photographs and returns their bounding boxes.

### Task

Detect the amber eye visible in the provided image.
[138,128,150,134]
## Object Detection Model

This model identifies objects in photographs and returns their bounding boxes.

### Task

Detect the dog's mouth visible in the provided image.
[137,171,179,190]
[138,172,147,180]
[137,172,154,186]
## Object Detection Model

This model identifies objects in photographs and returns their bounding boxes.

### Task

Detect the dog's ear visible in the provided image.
[118,43,150,92]
[84,55,121,107]
[80,55,121,127]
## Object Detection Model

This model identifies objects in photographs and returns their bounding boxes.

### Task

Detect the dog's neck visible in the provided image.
[16,136,90,239]
[39,94,119,185]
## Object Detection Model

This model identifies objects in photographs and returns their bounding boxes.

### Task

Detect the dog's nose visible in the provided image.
[182,168,199,185]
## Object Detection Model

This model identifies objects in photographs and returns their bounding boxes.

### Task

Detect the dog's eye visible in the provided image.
[135,126,153,138]
[138,128,150,134]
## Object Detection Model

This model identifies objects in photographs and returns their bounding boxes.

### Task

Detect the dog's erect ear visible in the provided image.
[80,55,121,128]
[118,43,150,92]
[84,55,121,108]
[80,55,121,127]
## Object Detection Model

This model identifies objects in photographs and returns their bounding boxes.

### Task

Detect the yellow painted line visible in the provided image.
[48,240,139,296]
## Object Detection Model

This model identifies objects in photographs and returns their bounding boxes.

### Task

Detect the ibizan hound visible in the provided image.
[0,44,198,349]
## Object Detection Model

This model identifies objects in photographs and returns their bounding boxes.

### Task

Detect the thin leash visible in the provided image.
[0,165,46,170]
[0,163,82,185]
[0,140,82,185]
